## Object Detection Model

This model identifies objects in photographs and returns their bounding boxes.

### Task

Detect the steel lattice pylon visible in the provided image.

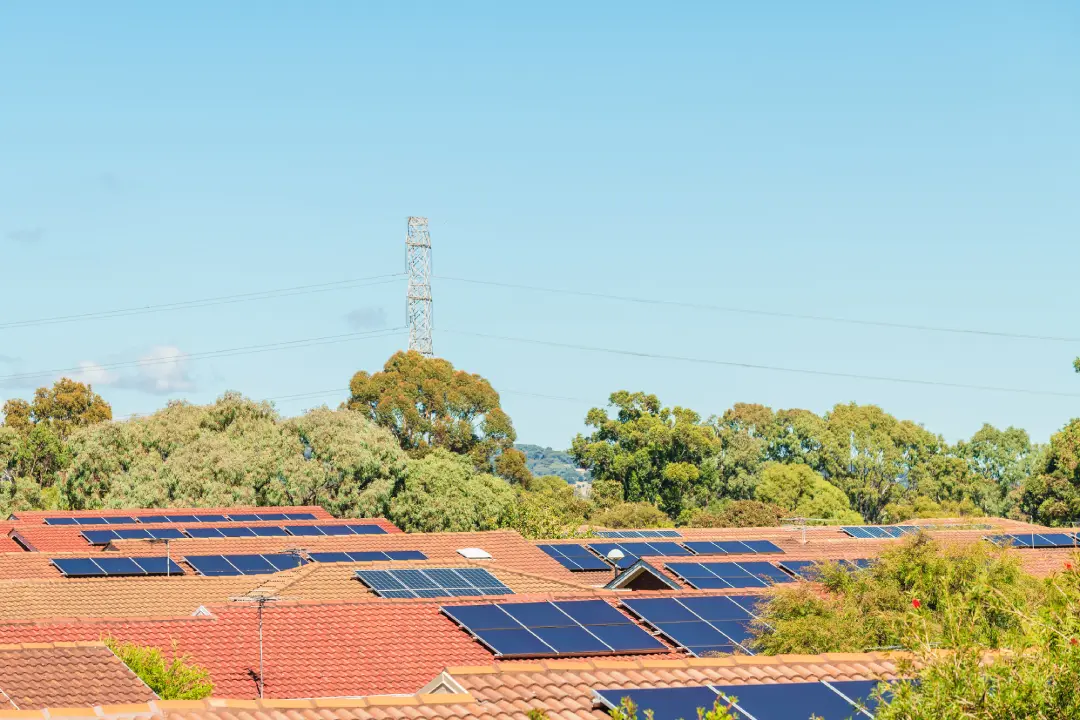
[406,217,434,356]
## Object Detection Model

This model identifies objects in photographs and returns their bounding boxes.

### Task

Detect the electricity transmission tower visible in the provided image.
[406,216,434,356]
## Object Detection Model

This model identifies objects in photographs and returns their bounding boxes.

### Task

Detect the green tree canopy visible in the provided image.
[570,391,720,519]
[60,392,407,514]
[1016,418,1080,525]
[387,448,515,532]
[2,377,112,440]
[345,350,521,474]
[754,461,862,523]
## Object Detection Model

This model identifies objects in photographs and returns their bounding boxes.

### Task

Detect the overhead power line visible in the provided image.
[0,328,407,385]
[0,273,405,332]
[436,275,1079,344]
[443,328,1080,399]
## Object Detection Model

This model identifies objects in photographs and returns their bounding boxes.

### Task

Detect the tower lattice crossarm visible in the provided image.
[405,216,434,356]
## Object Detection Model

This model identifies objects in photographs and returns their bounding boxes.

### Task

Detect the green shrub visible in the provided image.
[590,502,672,529]
[684,500,784,528]
[106,638,213,700]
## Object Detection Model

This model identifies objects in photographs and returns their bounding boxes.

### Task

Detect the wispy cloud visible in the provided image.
[73,346,196,395]
[5,228,44,244]
[345,306,388,331]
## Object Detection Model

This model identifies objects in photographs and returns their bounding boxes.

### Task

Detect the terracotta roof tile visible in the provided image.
[0,642,156,710]
[0,653,909,719]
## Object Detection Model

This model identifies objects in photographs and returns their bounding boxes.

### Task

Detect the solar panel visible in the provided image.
[249,526,291,537]
[778,558,874,580]
[51,556,185,577]
[595,686,722,720]
[443,600,667,657]
[45,516,137,526]
[308,550,428,563]
[843,525,921,539]
[283,524,388,536]
[185,553,306,576]
[665,561,794,590]
[226,514,260,522]
[716,680,878,719]
[587,541,691,569]
[344,524,388,535]
[622,596,761,657]
[594,529,682,538]
[987,533,1077,549]
[356,567,512,598]
[285,512,318,520]
[537,544,611,572]
[684,540,785,555]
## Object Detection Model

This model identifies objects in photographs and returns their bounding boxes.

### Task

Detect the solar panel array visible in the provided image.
[81,523,387,545]
[986,533,1078,549]
[594,530,681,538]
[44,516,136,526]
[778,559,874,580]
[596,679,886,720]
[82,528,188,545]
[538,544,610,571]
[185,553,306,576]
[540,538,786,573]
[683,540,784,555]
[587,542,693,569]
[622,595,764,657]
[355,567,513,598]
[43,511,320,526]
[443,600,667,657]
[308,550,427,563]
[52,556,185,577]
[841,525,918,539]
[666,561,795,589]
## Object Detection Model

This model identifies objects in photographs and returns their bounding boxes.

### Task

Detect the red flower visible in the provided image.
[1071,637,1078,646]
[1067,562,1073,570]
[912,598,922,609]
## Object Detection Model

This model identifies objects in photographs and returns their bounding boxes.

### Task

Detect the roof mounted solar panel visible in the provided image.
[226,514,260,522]
[264,554,305,571]
[137,515,169,524]
[309,550,429,563]
[43,517,80,526]
[185,555,240,576]
[81,530,121,545]
[284,512,318,520]
[217,526,258,538]
[685,540,784,555]
[665,561,793,590]
[356,567,512,598]
[443,599,666,658]
[345,524,388,535]
[249,526,290,537]
[255,512,289,521]
[133,556,185,575]
[316,525,354,536]
[309,551,354,563]
[594,529,682,539]
[622,596,762,657]
[52,557,107,576]
[715,680,873,719]
[224,554,279,574]
[538,544,611,572]
[93,556,146,575]
[191,514,229,523]
[111,528,154,541]
[284,525,326,536]
[595,686,722,719]
[185,527,226,539]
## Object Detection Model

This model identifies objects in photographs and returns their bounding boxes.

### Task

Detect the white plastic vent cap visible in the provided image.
[457,547,492,559]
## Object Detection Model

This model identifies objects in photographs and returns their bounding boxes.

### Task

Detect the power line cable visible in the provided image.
[436,275,1079,344]
[0,273,405,331]
[443,328,1080,399]
[0,328,407,385]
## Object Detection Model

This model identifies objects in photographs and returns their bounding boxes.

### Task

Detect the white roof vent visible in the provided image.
[457,547,492,559]
[191,605,213,617]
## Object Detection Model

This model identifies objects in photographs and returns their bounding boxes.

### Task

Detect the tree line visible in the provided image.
[3,349,1080,530]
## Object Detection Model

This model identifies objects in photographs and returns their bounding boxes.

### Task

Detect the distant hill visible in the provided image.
[516,444,591,484]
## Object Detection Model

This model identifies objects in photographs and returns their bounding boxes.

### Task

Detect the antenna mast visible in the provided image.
[406,216,434,357]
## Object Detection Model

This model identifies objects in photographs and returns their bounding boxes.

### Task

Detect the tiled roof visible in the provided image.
[0,601,496,698]
[0,652,909,719]
[0,576,263,620]
[0,642,156,710]
[6,506,335,525]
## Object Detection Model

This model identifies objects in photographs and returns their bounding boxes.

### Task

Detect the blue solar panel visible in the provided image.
[284,525,325,536]
[81,530,121,545]
[356,567,512,598]
[715,681,866,720]
[285,512,318,520]
[226,555,280,574]
[537,544,611,572]
[218,526,258,538]
[62,516,137,526]
[191,514,229,523]
[185,554,304,576]
[443,600,666,658]
[227,514,260,522]
[596,687,721,720]
[137,515,170,524]
[828,680,888,715]
[43,517,80,526]
[622,596,764,657]
[185,555,240,576]
[741,540,784,554]
[987,533,1077,549]
[163,514,199,524]
[344,524,388,535]
[595,529,682,538]
[132,556,185,575]
[52,558,107,576]
[185,527,225,539]
[93,557,145,575]
[249,526,290,537]
[317,525,355,536]
[265,554,305,571]
[112,529,154,540]
[844,525,920,539]
[665,562,793,590]
[310,550,428,563]
[309,552,354,563]
[586,543,643,569]
[51,556,185,577]
[255,512,289,521]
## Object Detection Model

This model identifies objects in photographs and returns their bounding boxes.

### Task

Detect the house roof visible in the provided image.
[0,642,156,710]
[0,652,909,719]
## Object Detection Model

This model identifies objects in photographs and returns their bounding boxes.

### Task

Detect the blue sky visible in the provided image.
[1,2,1078,448]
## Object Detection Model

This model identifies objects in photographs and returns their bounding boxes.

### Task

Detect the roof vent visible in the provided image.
[192,606,214,617]
[456,547,491,559]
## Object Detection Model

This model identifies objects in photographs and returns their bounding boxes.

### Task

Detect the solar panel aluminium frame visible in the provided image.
[683,540,785,555]
[442,600,669,658]
[184,553,307,576]
[665,560,794,589]
[307,550,428,563]
[985,532,1078,549]
[594,530,682,538]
